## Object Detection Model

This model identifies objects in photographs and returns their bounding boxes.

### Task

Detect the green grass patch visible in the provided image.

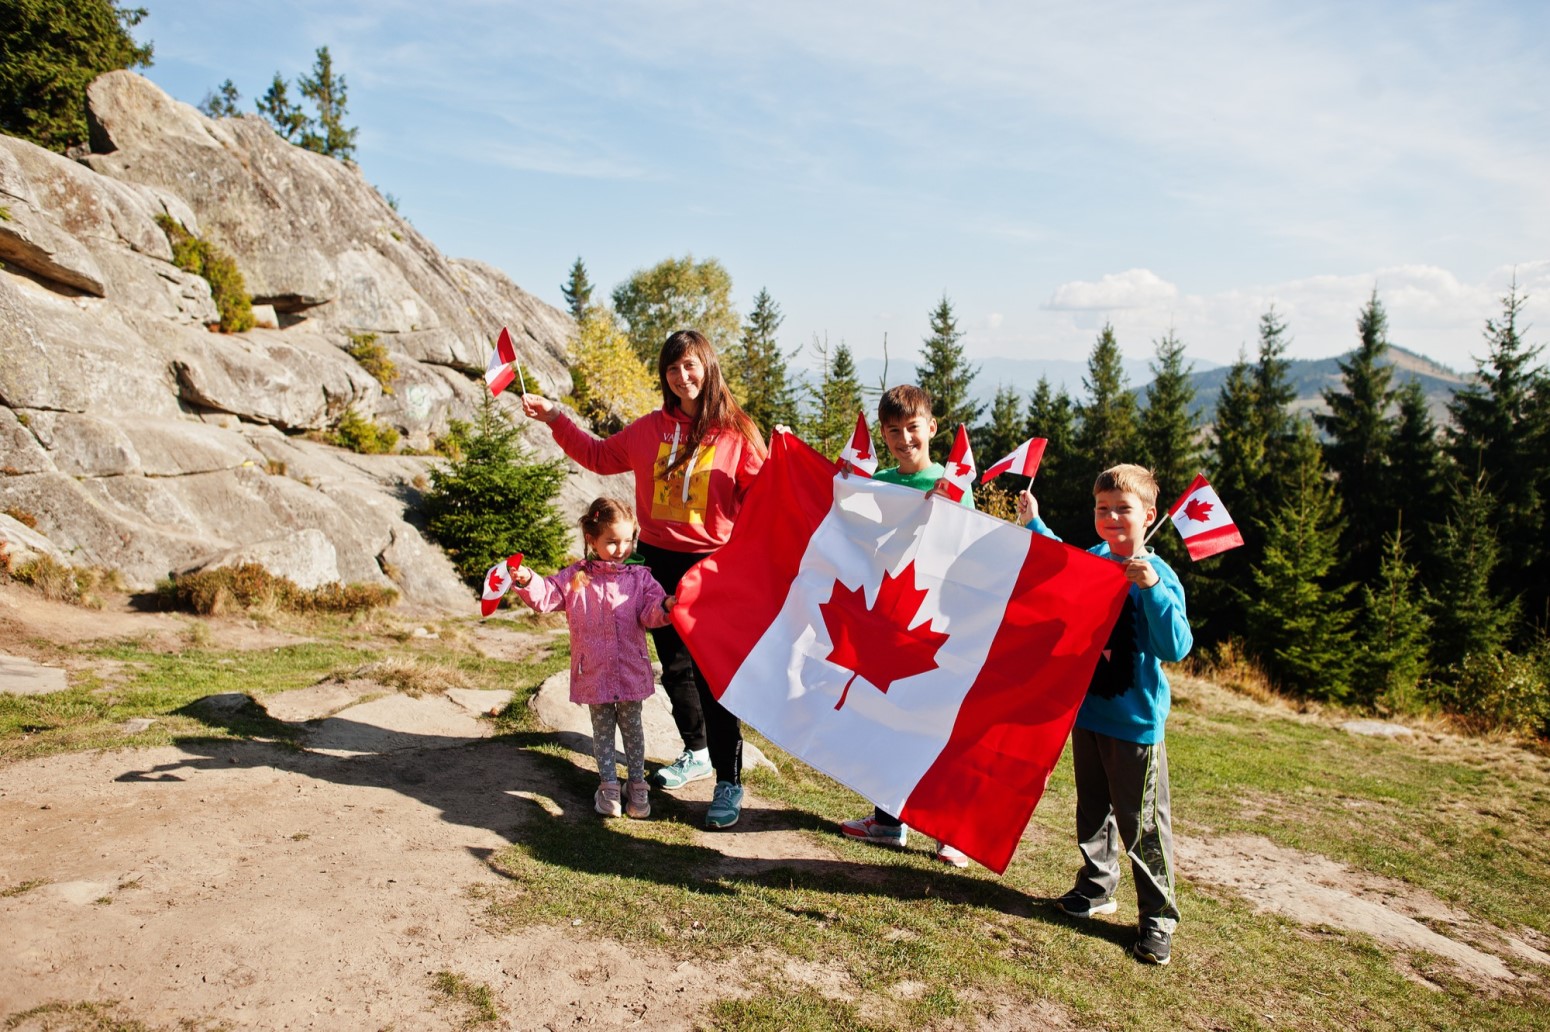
[1169,703,1550,934]
[429,970,499,1025]
[328,405,400,454]
[473,703,1550,1031]
[0,640,362,763]
[155,214,253,334]
[346,332,398,394]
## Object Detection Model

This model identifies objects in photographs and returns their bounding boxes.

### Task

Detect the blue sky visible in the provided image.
[136,1,1549,378]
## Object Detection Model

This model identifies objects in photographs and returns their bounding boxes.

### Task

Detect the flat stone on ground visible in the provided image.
[299,693,500,758]
[0,652,68,696]
[1340,720,1414,739]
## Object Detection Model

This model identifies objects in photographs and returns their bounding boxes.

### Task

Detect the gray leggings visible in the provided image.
[589,700,646,783]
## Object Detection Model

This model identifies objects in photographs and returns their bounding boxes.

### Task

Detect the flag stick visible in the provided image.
[515,358,528,396]
[1143,517,1167,546]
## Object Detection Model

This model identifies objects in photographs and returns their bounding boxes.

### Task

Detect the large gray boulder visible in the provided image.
[0,71,623,609]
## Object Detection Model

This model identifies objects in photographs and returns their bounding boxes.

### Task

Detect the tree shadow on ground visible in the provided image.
[112,707,1129,951]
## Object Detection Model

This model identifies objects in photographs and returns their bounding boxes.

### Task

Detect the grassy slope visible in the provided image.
[3,613,1547,1031]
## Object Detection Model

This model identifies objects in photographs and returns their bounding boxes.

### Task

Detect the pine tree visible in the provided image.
[1253,307,1298,448]
[198,79,241,118]
[801,336,863,458]
[1445,281,1550,635]
[1317,289,1398,585]
[612,255,740,364]
[915,295,981,451]
[420,396,570,580]
[0,0,153,151]
[256,73,307,142]
[1137,329,1200,567]
[1074,323,1140,481]
[733,288,798,435]
[1201,310,1299,646]
[1354,525,1432,712]
[1429,476,1519,669]
[1387,377,1447,567]
[297,46,358,160]
[1025,378,1084,539]
[560,258,593,321]
[1243,420,1355,700]
[974,386,1025,477]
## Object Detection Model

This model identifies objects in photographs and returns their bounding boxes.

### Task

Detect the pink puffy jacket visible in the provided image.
[512,561,672,705]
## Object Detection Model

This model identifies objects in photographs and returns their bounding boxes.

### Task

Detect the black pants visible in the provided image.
[636,542,743,784]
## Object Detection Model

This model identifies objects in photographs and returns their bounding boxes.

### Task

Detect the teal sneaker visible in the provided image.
[652,750,713,789]
[705,781,744,829]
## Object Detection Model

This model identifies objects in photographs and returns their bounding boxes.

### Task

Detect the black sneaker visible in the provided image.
[1133,927,1172,965]
[1053,891,1118,918]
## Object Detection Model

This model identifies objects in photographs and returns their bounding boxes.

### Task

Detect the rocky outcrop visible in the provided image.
[0,72,616,610]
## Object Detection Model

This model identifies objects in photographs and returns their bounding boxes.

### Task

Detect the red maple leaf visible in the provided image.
[1182,497,1214,523]
[486,567,506,593]
[819,560,950,711]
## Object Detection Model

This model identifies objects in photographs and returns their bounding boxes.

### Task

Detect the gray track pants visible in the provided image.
[1069,726,1180,933]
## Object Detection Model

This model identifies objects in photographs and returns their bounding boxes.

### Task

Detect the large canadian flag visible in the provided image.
[673,433,1129,873]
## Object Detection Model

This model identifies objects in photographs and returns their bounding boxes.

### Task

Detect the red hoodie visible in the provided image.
[547,408,765,552]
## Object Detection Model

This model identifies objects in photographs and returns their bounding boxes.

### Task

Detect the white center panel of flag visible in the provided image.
[718,476,1032,818]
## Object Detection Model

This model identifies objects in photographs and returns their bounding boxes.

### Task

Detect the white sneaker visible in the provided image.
[934,842,969,868]
[594,781,621,817]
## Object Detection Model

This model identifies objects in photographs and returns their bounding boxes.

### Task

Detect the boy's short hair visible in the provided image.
[1093,464,1159,508]
[878,384,934,426]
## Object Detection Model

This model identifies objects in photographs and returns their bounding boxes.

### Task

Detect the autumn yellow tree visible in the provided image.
[567,306,659,434]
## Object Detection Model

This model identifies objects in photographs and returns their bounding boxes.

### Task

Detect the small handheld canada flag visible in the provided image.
[980,436,1047,483]
[837,411,878,478]
[1165,475,1243,560]
[484,327,521,397]
[940,424,976,503]
[480,553,525,617]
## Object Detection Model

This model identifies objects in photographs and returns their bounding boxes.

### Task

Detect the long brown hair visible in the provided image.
[658,330,766,475]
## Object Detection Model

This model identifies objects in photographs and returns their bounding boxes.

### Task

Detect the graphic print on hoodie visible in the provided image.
[1087,592,1137,700]
[652,436,717,525]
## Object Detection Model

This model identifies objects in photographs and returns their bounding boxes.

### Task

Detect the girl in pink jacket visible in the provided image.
[512,497,675,819]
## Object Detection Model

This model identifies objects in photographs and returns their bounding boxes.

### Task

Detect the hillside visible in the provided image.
[1,71,617,610]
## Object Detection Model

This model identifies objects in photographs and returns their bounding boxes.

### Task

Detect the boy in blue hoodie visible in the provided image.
[1020,463,1192,966]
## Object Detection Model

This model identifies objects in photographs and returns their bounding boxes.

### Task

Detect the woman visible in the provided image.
[521,330,766,829]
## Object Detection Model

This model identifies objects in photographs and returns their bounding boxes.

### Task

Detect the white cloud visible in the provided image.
[1047,270,1180,312]
[985,312,1004,330]
[1017,263,1550,372]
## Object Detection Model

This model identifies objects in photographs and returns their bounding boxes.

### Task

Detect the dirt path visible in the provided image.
[0,720,818,1029]
[2,590,1546,1029]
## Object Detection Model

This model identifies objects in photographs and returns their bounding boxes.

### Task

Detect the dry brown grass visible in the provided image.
[9,556,122,608]
[335,656,475,696]
[161,563,398,616]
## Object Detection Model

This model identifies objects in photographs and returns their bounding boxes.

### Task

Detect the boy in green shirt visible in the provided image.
[838,384,972,868]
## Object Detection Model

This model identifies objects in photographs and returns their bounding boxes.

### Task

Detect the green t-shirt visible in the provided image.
[872,462,976,509]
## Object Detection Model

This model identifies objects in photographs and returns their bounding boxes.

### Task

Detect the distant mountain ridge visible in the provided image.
[817,346,1467,424]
